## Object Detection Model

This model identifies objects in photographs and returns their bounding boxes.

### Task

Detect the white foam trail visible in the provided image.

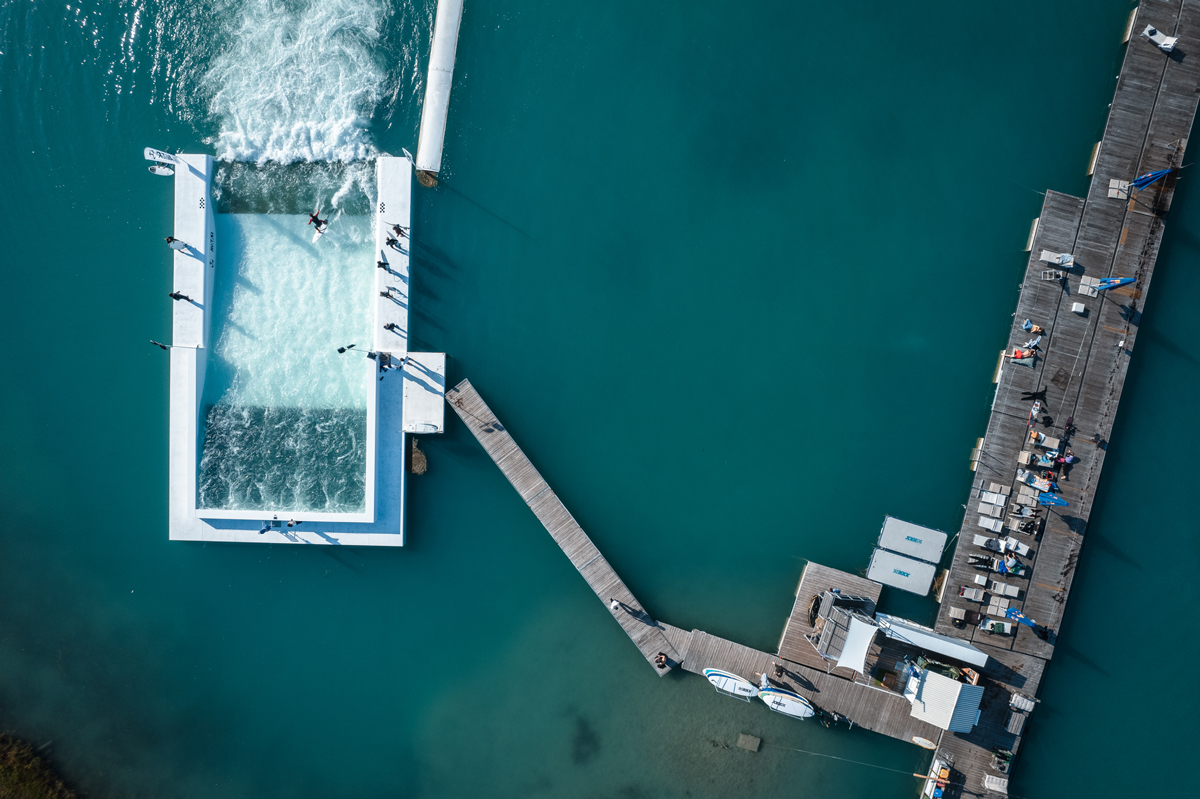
[202,0,388,164]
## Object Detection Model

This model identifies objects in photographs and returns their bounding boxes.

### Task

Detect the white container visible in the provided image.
[1072,302,1086,315]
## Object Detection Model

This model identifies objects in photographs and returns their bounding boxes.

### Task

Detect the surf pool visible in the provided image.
[197,213,374,515]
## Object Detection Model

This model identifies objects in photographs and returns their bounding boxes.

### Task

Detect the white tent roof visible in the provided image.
[904,669,985,732]
[878,516,948,563]
[877,613,989,668]
[834,616,878,674]
[866,549,937,595]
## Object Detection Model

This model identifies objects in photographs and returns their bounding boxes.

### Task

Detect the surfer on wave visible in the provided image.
[308,211,327,231]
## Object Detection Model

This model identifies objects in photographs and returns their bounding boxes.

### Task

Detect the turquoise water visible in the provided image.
[199,214,374,513]
[1,0,1196,797]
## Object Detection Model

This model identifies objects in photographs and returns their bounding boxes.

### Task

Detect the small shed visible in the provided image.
[866,549,937,595]
[904,669,985,732]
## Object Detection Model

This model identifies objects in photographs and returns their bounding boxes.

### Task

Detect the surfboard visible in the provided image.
[758,688,815,719]
[143,147,180,164]
[703,668,758,700]
[149,165,174,176]
[311,209,342,243]
[912,737,937,750]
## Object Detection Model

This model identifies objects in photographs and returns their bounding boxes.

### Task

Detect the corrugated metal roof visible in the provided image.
[866,549,937,595]
[877,516,948,564]
[904,670,984,732]
[876,613,989,668]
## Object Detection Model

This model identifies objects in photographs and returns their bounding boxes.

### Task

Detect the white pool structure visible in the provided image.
[166,155,444,546]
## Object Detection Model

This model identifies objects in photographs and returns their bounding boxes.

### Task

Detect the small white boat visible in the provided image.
[703,668,758,701]
[758,687,815,719]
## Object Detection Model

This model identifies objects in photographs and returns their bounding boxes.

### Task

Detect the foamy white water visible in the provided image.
[198,213,374,512]
[206,213,374,408]
[202,0,389,164]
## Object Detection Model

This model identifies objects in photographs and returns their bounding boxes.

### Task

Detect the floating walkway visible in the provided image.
[445,380,680,673]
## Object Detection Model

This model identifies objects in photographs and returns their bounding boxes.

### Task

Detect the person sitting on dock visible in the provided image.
[654,652,668,670]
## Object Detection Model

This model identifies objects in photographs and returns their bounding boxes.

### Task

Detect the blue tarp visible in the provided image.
[1006,607,1038,629]
[1132,168,1172,190]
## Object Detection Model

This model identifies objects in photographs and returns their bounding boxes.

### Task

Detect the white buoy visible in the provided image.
[415,0,465,186]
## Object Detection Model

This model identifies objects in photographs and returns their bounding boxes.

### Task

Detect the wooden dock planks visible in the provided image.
[445,380,680,674]
[669,624,945,744]
[777,562,883,673]
[933,2,1200,795]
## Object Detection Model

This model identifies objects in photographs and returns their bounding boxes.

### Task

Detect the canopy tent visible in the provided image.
[835,616,879,674]
[815,603,880,673]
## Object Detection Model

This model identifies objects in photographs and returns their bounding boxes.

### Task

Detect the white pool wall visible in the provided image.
[168,154,413,546]
[415,0,464,174]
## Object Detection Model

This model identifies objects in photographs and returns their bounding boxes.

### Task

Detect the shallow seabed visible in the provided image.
[0,0,1196,797]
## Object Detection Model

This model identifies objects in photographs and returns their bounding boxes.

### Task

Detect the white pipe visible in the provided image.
[415,0,464,175]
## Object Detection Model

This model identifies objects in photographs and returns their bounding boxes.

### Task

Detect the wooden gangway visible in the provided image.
[445,379,679,673]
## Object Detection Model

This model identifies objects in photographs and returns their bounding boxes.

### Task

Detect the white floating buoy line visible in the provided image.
[414,0,464,188]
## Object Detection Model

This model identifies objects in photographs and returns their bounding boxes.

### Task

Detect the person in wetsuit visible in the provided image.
[308,212,327,230]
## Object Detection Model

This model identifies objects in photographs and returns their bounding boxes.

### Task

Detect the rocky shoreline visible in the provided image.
[0,735,77,799]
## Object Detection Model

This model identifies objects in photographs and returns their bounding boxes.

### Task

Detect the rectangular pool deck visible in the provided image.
[166,155,444,546]
[444,1,1200,796]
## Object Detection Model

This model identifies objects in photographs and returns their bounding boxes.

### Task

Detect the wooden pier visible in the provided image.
[445,380,680,673]
[929,0,1200,794]
[442,2,1200,795]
